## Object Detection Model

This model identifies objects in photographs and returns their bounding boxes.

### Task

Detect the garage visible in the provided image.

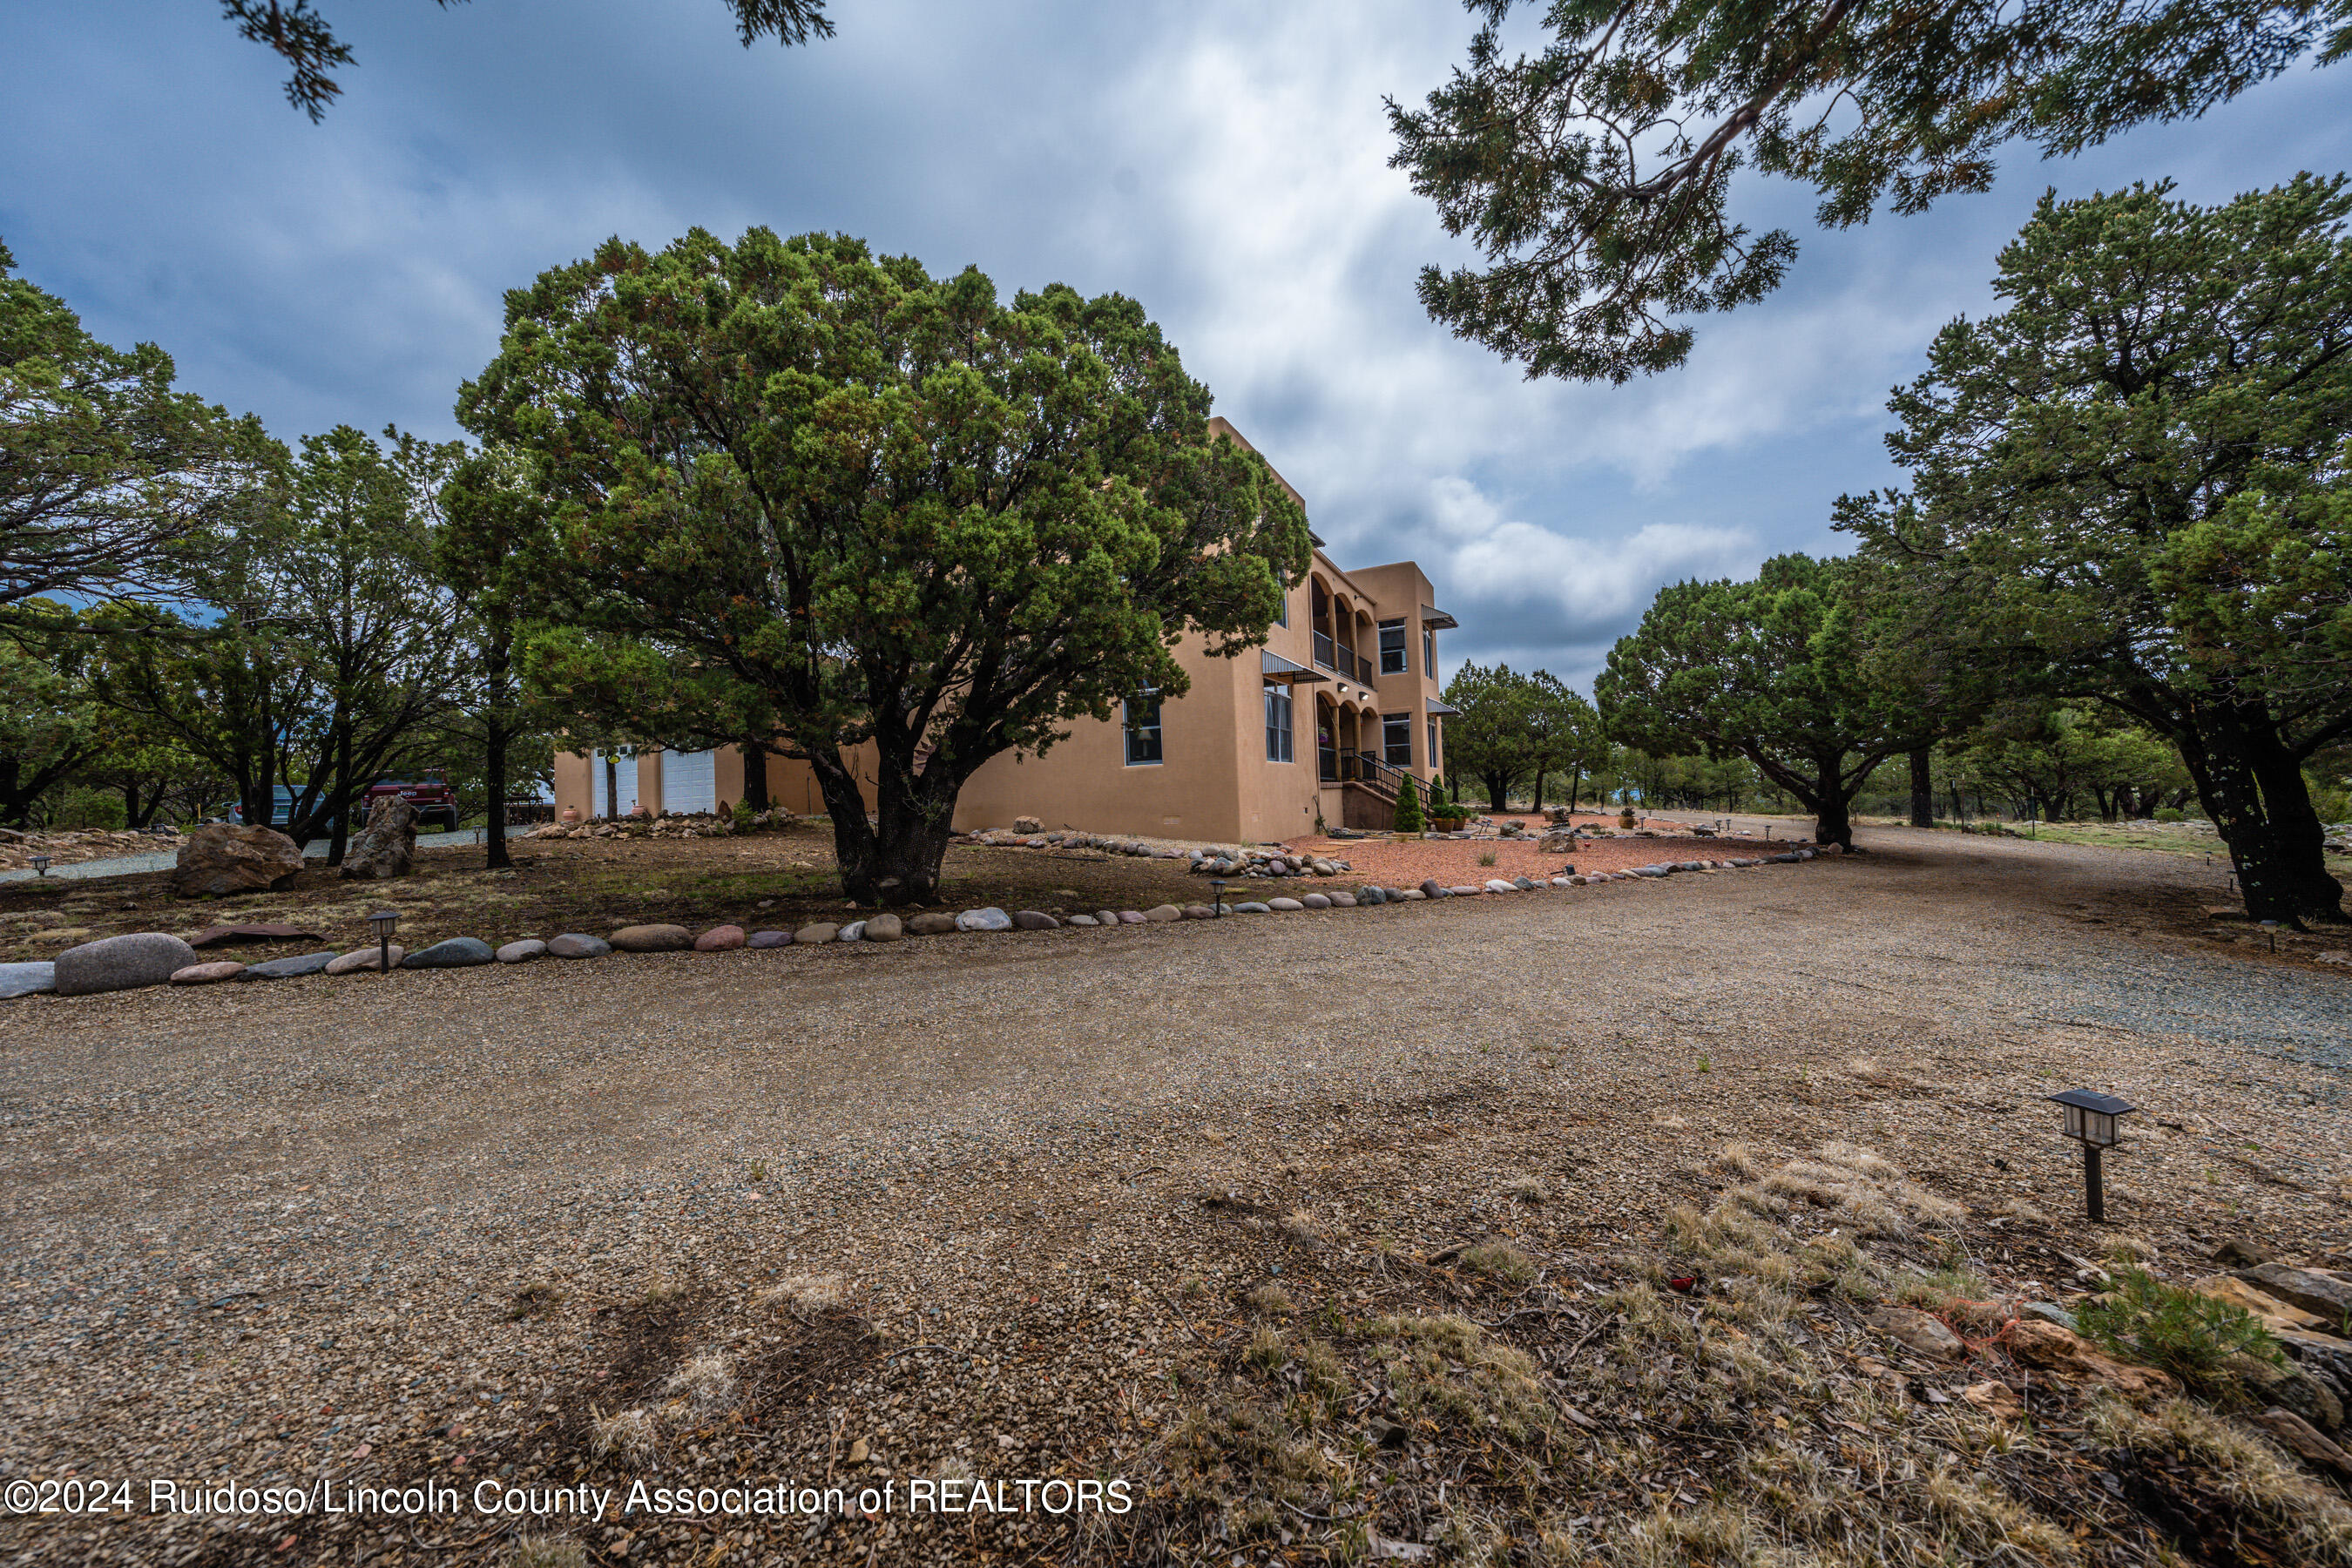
[660,749,717,814]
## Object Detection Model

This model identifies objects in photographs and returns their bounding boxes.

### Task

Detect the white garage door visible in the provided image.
[591,750,639,817]
[661,749,717,814]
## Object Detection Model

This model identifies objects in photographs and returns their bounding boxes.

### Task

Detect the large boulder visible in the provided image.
[404,937,495,969]
[609,923,692,952]
[55,932,199,996]
[172,823,302,897]
[341,795,417,881]
[904,913,958,936]
[326,944,404,974]
[240,951,339,980]
[0,962,57,999]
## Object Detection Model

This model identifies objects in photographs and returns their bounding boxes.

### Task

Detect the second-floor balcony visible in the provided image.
[1312,630,1335,671]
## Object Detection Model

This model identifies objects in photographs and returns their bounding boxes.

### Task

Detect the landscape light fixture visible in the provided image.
[1210,878,1227,917]
[367,909,400,975]
[30,855,50,876]
[2046,1089,2137,1222]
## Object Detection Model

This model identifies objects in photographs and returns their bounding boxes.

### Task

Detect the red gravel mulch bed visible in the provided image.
[1282,811,1794,885]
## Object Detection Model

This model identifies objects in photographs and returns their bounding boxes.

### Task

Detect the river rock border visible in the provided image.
[6,846,1839,1000]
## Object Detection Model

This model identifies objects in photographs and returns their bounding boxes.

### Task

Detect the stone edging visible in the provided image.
[1,847,1838,1001]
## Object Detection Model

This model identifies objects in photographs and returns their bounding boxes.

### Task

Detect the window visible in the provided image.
[1428,718,1439,769]
[1274,590,1288,628]
[1124,691,1163,766]
[1378,618,1407,674]
[1382,712,1411,766]
[1423,625,1435,672]
[1264,681,1294,762]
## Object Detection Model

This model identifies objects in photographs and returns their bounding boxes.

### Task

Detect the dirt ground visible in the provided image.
[3,829,2349,1566]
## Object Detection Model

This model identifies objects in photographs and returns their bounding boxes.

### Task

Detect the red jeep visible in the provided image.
[364,770,462,833]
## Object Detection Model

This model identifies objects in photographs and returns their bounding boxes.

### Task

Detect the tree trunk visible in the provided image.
[483,716,510,871]
[811,740,963,907]
[1483,771,1511,813]
[1907,747,1933,828]
[483,629,512,870]
[602,756,618,821]
[1530,767,1546,811]
[740,740,769,814]
[326,724,353,866]
[1812,789,1855,850]
[1566,767,1582,817]
[2180,706,2345,925]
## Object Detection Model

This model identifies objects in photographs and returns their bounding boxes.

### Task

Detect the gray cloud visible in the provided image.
[3,1,2343,691]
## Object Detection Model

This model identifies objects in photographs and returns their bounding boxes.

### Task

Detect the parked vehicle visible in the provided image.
[363,771,462,832]
[227,786,341,835]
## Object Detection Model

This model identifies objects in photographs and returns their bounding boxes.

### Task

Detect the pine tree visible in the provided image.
[1393,773,1424,833]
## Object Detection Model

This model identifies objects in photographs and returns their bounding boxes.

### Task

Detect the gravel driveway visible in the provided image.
[2,828,2344,1565]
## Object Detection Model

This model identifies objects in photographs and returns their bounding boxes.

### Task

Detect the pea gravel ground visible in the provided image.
[2,828,2348,1566]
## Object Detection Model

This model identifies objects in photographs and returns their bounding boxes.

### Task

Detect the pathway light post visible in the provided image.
[2047,1089,2136,1222]
[1210,878,1226,917]
[368,909,400,976]
[30,855,51,877]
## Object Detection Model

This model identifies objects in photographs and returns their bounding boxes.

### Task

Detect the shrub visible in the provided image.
[2077,1267,2281,1391]
[48,787,126,830]
[2153,807,2185,822]
[1393,774,1424,833]
[1477,848,1498,866]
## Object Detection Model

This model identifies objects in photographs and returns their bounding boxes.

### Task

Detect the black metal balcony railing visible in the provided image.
[1313,631,1335,671]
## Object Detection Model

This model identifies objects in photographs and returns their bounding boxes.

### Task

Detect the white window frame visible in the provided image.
[1264,680,1294,763]
[1382,712,1412,766]
[1124,690,1164,767]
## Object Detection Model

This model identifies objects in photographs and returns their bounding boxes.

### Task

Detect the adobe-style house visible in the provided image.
[551,420,1456,843]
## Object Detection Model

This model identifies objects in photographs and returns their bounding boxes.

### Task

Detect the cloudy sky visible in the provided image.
[5,2,2346,686]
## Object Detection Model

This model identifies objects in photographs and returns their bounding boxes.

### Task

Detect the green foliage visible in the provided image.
[2155,807,2186,822]
[1,241,277,632]
[458,229,1310,906]
[0,606,98,827]
[1441,662,1543,809]
[2077,1267,2281,1393]
[1841,177,2352,922]
[1392,772,1424,833]
[49,786,125,830]
[94,427,467,847]
[1388,0,2350,382]
[1597,554,1950,848]
[1941,703,2189,822]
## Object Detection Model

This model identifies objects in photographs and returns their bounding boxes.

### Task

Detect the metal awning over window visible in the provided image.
[1420,605,1458,630]
[1425,697,1461,715]
[1260,648,1328,683]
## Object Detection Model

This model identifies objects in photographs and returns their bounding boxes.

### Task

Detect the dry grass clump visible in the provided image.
[1711,1140,1759,1179]
[756,1273,846,1313]
[662,1353,739,1419]
[2088,1396,2352,1563]
[506,1538,586,1568]
[1497,1173,1549,1204]
[590,1407,659,1464]
[1461,1240,1537,1284]
[1136,1141,2336,1568]
[1758,1139,1964,1236]
[1280,1206,1347,1242]
[1245,1283,1294,1317]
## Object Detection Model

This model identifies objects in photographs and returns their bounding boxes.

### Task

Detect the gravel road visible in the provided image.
[2,828,2345,1565]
